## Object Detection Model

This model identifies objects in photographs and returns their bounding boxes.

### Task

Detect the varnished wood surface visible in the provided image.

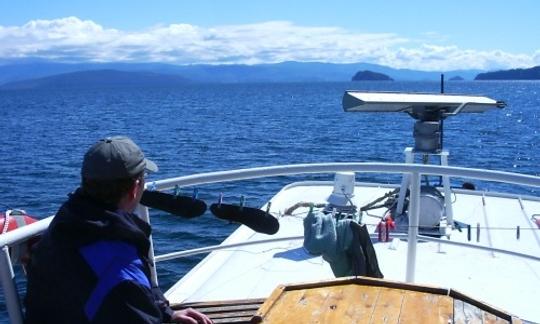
[171,277,519,323]
[172,298,265,324]
[252,277,517,323]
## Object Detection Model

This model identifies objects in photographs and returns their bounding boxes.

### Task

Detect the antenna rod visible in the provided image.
[440,74,444,93]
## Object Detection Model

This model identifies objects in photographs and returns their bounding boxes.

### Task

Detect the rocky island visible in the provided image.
[352,70,393,81]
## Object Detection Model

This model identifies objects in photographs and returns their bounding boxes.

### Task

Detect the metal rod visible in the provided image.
[153,231,540,264]
[440,74,444,93]
[0,216,53,248]
[155,235,304,262]
[136,203,159,288]
[440,151,454,226]
[440,119,444,152]
[406,172,421,283]
[518,197,540,248]
[149,162,540,192]
[416,234,540,262]
[0,246,23,324]
[481,193,496,257]
[396,148,413,215]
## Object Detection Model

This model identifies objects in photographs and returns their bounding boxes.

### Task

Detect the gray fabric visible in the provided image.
[81,136,158,180]
[303,210,354,277]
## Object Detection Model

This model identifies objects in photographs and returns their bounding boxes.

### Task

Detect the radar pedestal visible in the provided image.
[342,90,506,233]
[395,147,454,229]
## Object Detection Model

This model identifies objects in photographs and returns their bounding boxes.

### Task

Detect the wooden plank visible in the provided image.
[455,299,512,324]
[283,276,449,296]
[174,298,265,309]
[317,285,347,323]
[214,317,252,324]
[316,285,382,323]
[262,289,316,323]
[209,310,261,318]
[399,291,441,324]
[468,301,487,323]
[191,304,261,314]
[483,310,499,324]
[369,287,404,324]
[450,289,512,320]
[252,285,285,322]
[341,284,382,323]
[251,279,520,323]
[287,287,330,322]
[484,311,512,324]
[495,319,510,324]
[463,301,484,324]
[261,284,384,323]
[483,311,521,324]
[437,295,454,324]
[454,299,466,324]
[172,298,264,324]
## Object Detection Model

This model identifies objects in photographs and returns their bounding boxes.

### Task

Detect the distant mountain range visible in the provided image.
[475,66,540,80]
[0,70,189,90]
[0,59,537,90]
[0,59,484,87]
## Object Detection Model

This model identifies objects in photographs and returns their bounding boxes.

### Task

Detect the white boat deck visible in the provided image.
[165,182,540,322]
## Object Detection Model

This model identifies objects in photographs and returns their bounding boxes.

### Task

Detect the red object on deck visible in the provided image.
[1,210,39,265]
[1,210,37,234]
[376,215,396,242]
[376,220,387,242]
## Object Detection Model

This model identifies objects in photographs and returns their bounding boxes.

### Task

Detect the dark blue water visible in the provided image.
[1,81,539,321]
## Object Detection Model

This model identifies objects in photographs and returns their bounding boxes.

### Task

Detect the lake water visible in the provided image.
[0,81,539,322]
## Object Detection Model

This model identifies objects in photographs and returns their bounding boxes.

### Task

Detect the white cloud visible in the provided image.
[377,45,537,71]
[0,17,537,70]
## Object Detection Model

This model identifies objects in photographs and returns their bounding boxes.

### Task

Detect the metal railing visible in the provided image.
[1,162,540,324]
[154,233,540,263]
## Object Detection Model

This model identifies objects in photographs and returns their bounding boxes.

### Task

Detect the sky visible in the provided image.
[0,0,539,71]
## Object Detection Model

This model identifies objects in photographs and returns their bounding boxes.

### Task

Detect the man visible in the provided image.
[25,136,211,324]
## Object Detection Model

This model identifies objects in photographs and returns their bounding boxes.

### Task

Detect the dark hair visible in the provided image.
[81,173,143,206]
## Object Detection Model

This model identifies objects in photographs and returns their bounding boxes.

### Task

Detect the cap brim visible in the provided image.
[145,158,158,173]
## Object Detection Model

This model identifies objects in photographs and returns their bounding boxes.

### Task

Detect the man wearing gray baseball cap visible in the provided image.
[25,136,211,324]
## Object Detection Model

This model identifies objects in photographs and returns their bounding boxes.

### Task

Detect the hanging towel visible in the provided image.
[303,210,383,278]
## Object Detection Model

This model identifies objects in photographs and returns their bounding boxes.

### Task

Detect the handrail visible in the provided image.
[149,162,540,190]
[416,235,540,262]
[155,236,304,262]
[153,233,540,263]
[0,216,53,248]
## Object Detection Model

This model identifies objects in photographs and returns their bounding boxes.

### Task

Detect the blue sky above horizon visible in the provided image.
[1,0,539,71]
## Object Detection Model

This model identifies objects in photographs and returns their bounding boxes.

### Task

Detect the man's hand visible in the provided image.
[171,308,213,324]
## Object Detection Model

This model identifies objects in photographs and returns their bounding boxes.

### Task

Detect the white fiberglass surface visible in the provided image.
[343,91,502,113]
[165,182,540,322]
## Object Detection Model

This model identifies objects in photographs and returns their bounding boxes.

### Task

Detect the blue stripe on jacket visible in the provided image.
[79,241,151,321]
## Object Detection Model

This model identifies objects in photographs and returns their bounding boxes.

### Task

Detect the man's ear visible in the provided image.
[128,179,141,200]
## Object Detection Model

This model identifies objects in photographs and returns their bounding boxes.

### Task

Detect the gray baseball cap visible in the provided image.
[81,136,158,180]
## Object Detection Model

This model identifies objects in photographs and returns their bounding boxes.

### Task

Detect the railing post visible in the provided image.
[440,151,454,226]
[136,204,159,288]
[0,246,24,324]
[406,171,421,283]
[396,148,414,215]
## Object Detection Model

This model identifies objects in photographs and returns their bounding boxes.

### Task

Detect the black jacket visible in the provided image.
[24,189,174,323]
